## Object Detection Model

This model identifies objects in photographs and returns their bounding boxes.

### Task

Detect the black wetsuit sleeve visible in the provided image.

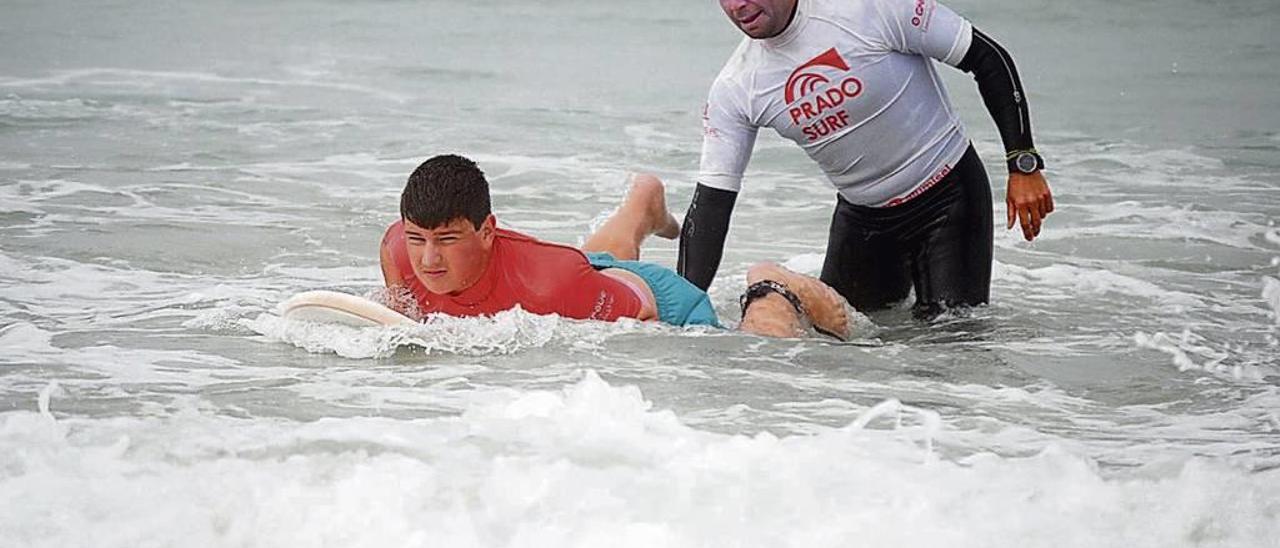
[956,28,1035,155]
[677,183,738,291]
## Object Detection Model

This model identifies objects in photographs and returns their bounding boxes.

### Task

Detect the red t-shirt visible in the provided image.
[383,220,644,321]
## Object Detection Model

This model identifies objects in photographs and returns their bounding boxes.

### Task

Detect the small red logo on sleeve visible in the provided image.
[701,102,721,138]
[911,0,935,29]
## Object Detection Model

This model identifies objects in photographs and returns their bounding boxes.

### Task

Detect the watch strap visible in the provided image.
[1005,149,1044,174]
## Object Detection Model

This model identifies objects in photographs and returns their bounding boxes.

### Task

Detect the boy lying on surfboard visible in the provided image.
[376,154,853,340]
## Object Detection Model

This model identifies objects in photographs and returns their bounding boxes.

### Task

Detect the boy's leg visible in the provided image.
[579,173,681,323]
[740,262,853,340]
[581,173,680,260]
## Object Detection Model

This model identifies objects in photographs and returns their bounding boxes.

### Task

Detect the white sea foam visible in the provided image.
[0,322,241,387]
[0,251,276,331]
[1263,276,1280,326]
[243,307,667,360]
[0,178,128,202]
[1,372,1276,548]
[0,178,302,226]
[0,96,105,120]
[994,261,1203,307]
[1133,330,1262,381]
[1024,200,1267,250]
[0,68,410,103]
[780,252,825,275]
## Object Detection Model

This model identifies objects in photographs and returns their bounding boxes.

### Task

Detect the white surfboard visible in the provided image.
[281,290,416,327]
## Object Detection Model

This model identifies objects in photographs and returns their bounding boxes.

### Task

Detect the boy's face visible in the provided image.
[403,215,496,295]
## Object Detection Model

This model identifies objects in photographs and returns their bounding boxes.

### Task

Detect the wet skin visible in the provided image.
[402,215,496,295]
[718,0,798,39]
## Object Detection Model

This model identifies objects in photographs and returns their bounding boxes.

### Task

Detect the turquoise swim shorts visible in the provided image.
[585,252,721,328]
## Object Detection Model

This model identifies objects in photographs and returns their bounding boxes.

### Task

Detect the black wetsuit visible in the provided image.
[820,144,991,317]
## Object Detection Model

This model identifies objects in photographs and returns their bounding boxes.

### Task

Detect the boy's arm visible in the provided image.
[378,221,421,318]
[380,237,405,288]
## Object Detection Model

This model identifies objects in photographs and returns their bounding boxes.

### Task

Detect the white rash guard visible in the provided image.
[699,0,975,207]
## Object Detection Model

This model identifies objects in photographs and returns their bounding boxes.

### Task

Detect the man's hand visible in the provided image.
[1006,171,1054,241]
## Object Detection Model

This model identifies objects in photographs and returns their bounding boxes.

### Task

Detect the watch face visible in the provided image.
[1015,152,1038,173]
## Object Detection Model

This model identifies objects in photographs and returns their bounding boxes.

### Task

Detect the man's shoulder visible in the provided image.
[811,0,898,31]
[811,0,888,16]
[770,1,877,43]
[712,38,758,84]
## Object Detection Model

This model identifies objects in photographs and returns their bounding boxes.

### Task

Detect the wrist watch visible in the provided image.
[1006,149,1044,174]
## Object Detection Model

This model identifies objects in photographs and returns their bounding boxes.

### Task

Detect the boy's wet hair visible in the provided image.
[400,154,492,230]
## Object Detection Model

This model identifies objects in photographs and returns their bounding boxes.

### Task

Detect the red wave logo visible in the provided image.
[784,48,851,104]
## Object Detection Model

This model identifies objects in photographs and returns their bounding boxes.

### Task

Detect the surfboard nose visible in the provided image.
[281,290,416,327]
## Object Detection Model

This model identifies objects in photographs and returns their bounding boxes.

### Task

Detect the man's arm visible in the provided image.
[956,28,1053,241]
[956,29,1032,156]
[678,75,758,290]
[957,29,1054,239]
[677,184,738,290]
[876,0,1054,241]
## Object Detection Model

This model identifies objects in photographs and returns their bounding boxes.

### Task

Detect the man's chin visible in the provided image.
[739,23,775,39]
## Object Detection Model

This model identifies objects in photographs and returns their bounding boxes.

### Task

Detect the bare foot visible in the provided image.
[746,262,852,340]
[629,173,680,239]
[581,173,680,260]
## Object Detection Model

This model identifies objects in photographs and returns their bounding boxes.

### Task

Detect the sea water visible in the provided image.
[2,0,1279,546]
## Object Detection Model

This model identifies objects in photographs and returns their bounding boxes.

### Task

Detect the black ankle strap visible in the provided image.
[740,280,807,319]
[739,279,847,341]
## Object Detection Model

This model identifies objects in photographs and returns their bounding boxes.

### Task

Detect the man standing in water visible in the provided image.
[680,0,1054,318]
[380,154,853,339]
